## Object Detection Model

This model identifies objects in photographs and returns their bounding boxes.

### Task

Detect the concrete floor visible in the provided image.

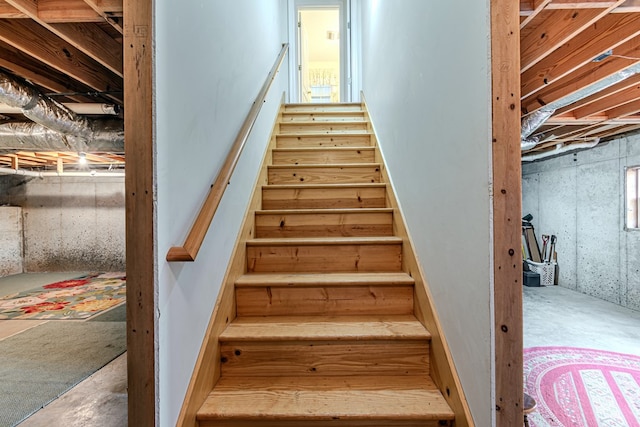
[0,273,127,427]
[524,284,640,355]
[5,283,640,426]
[18,354,127,427]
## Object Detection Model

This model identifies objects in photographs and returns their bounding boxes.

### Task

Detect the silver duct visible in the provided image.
[521,139,600,162]
[521,62,640,151]
[0,121,124,152]
[0,102,119,115]
[0,71,123,151]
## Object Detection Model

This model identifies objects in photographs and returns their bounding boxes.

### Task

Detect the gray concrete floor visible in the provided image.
[524,284,640,355]
[0,273,127,427]
[18,354,127,427]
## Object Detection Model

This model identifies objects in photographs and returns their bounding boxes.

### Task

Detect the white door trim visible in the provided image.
[287,0,356,103]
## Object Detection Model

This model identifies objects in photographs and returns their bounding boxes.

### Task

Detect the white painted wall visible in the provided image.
[360,1,493,425]
[155,0,287,424]
[0,206,22,277]
[522,136,640,311]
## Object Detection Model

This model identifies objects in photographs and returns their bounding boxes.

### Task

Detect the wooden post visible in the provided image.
[124,0,156,425]
[491,0,524,426]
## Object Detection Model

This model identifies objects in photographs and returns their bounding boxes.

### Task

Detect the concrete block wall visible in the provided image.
[0,175,125,272]
[522,134,640,311]
[0,206,23,277]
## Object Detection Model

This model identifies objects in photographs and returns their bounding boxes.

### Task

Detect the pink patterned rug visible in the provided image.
[524,346,640,427]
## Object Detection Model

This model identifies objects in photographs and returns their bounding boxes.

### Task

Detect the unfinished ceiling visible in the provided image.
[0,0,124,171]
[520,0,640,158]
[1,0,640,169]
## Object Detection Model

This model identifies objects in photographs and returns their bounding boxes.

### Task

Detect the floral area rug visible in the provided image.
[524,346,640,427]
[0,272,126,320]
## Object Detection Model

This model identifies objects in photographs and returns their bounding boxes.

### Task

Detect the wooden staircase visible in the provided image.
[194,103,457,426]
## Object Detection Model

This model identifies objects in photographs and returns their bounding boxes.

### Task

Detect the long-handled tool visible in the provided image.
[541,235,549,263]
[548,235,556,263]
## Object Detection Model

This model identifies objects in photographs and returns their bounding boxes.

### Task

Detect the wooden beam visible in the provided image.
[546,0,619,8]
[0,19,123,103]
[492,0,523,426]
[124,0,156,425]
[37,0,103,22]
[612,0,640,11]
[0,2,28,17]
[5,0,123,77]
[83,0,123,33]
[97,0,123,13]
[520,1,624,72]
[522,35,640,113]
[546,114,640,124]
[521,13,640,99]
[605,98,640,118]
[10,154,18,169]
[555,72,640,115]
[573,82,640,118]
[0,41,96,102]
[520,0,552,29]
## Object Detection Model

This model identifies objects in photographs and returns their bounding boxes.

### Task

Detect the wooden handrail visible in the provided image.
[167,43,289,262]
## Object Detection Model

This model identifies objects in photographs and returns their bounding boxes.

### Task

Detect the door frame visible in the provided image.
[287,0,352,103]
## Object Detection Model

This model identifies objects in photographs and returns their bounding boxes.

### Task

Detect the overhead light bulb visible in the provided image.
[78,152,87,165]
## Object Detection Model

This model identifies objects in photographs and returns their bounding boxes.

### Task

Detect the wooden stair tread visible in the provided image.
[264,183,386,189]
[199,375,454,421]
[268,163,380,169]
[246,236,402,246]
[255,208,393,215]
[219,315,430,341]
[235,272,414,287]
[277,130,372,136]
[272,147,374,152]
[280,119,366,125]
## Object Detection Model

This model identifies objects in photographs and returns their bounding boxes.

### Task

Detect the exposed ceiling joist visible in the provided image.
[0,18,122,103]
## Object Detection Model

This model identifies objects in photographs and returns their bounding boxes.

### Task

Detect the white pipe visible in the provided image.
[521,139,600,162]
[0,167,124,177]
[0,103,119,115]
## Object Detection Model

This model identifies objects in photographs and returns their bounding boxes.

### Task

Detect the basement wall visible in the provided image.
[0,205,23,277]
[0,176,125,272]
[155,0,288,424]
[360,1,493,425]
[522,135,640,311]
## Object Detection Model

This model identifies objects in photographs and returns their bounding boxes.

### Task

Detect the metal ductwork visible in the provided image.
[521,62,640,151]
[521,139,600,162]
[0,71,123,151]
[0,121,124,151]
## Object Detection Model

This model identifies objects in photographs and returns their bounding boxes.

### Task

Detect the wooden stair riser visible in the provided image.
[280,112,366,122]
[276,134,372,148]
[262,185,387,210]
[279,121,369,134]
[268,165,381,185]
[236,285,414,316]
[272,147,375,165]
[246,242,402,273]
[219,340,430,377]
[254,210,393,238]
[283,103,363,113]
